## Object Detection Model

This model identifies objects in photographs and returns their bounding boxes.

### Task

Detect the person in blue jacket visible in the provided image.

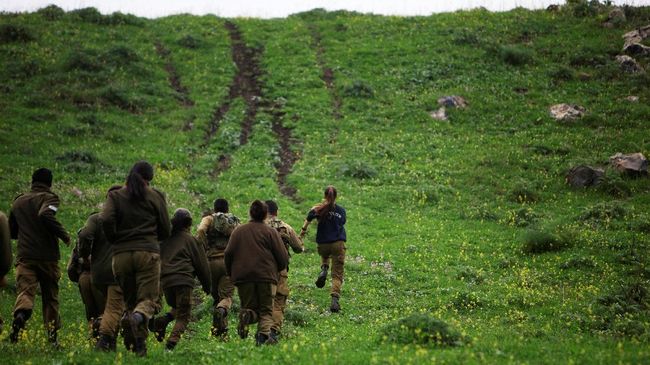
[299,185,346,313]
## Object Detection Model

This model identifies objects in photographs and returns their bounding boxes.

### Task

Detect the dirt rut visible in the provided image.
[155,41,195,107]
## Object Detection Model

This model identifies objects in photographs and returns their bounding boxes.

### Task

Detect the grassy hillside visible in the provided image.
[1,3,649,364]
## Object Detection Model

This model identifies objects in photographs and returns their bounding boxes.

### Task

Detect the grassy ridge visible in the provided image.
[0,4,649,364]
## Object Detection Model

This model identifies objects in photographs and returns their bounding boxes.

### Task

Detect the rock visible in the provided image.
[610,152,648,176]
[616,55,645,73]
[430,107,448,121]
[549,104,586,121]
[566,165,605,187]
[606,7,626,25]
[626,95,639,102]
[622,25,650,56]
[437,95,468,109]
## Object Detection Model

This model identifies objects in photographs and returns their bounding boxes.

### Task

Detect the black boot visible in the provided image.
[150,313,173,342]
[270,328,280,342]
[255,332,269,346]
[315,264,329,288]
[330,296,341,313]
[95,334,115,352]
[165,340,177,351]
[212,307,228,337]
[238,310,251,339]
[121,312,144,352]
[133,336,147,357]
[9,310,30,344]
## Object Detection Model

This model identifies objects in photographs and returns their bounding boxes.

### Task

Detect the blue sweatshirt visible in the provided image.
[307,205,346,244]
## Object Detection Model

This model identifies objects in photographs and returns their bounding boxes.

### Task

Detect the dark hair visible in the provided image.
[32,168,53,187]
[265,200,278,215]
[126,161,153,200]
[214,198,229,213]
[249,200,268,222]
[171,208,192,234]
[314,185,337,218]
[107,184,122,196]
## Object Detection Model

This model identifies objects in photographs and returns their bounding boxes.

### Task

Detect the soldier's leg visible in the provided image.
[96,284,124,351]
[38,261,61,344]
[133,251,161,336]
[271,270,289,336]
[166,286,192,349]
[256,283,276,345]
[112,252,138,351]
[216,259,234,310]
[329,241,346,313]
[151,287,176,342]
[316,244,332,288]
[236,283,258,339]
[78,271,97,323]
[11,260,37,343]
[211,258,233,337]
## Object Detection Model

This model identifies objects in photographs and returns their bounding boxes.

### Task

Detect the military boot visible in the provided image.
[255,332,269,346]
[94,334,115,352]
[330,296,341,313]
[150,313,173,342]
[211,307,228,337]
[9,310,30,344]
[133,336,147,357]
[315,264,329,288]
[165,340,177,351]
[238,310,252,339]
[120,313,136,351]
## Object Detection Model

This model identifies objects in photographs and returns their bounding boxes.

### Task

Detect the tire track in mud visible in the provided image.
[308,24,343,128]
[155,41,195,108]
[202,21,302,201]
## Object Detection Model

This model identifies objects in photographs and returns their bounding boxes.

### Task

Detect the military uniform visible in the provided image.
[78,212,124,348]
[0,212,12,332]
[265,216,303,336]
[9,181,70,343]
[102,185,170,351]
[154,227,211,349]
[195,212,239,336]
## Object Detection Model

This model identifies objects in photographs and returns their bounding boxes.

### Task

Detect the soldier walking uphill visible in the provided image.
[8,168,71,346]
[102,161,170,356]
[264,200,303,340]
[0,210,12,333]
[67,237,104,339]
[195,198,240,338]
[300,186,347,313]
[225,200,288,346]
[151,208,211,350]
[75,185,125,352]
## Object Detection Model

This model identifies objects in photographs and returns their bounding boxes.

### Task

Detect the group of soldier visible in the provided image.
[0,161,348,356]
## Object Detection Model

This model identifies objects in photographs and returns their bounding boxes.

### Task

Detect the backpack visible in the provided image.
[268,218,292,254]
[207,212,240,249]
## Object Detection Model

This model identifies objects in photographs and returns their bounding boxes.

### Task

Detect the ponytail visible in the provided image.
[126,161,154,200]
[314,185,337,218]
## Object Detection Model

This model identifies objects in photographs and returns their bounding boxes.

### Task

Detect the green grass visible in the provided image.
[1,3,650,364]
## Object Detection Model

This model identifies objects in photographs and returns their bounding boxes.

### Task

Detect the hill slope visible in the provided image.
[0,4,649,364]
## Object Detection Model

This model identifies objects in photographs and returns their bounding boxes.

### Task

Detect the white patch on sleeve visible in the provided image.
[48,205,58,212]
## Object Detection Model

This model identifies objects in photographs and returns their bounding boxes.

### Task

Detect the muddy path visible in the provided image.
[308,24,343,121]
[202,21,301,201]
[154,41,195,108]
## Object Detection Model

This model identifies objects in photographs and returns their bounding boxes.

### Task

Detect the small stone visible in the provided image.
[626,96,639,102]
[430,107,448,121]
[566,165,604,188]
[610,152,648,176]
[437,95,468,109]
[549,104,585,121]
[616,55,645,73]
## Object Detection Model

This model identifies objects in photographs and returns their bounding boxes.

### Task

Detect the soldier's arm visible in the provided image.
[39,194,70,245]
[299,219,311,240]
[286,225,304,253]
[0,212,12,277]
[270,230,289,272]
[190,237,212,294]
[77,215,97,259]
[156,194,171,242]
[8,210,18,240]
[195,215,213,249]
[102,193,118,244]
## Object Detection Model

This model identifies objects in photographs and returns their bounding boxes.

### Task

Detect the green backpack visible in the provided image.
[207,212,240,249]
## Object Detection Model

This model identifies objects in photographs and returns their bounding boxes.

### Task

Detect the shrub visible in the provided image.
[498,45,534,66]
[381,314,465,346]
[579,202,627,222]
[522,229,569,254]
[564,0,605,18]
[37,5,65,21]
[0,24,34,43]
[284,308,311,327]
[105,12,144,26]
[70,7,105,24]
[340,160,377,179]
[343,80,374,98]
[178,35,201,49]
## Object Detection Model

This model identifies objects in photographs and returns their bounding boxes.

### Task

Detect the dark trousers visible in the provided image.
[78,271,106,322]
[271,269,289,332]
[236,282,276,336]
[98,284,125,337]
[208,257,234,310]
[162,285,193,343]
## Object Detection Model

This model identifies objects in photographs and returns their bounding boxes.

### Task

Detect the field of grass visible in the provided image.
[0,2,649,364]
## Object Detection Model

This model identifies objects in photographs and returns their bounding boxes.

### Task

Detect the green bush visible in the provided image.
[37,5,65,21]
[69,7,105,24]
[0,24,34,43]
[522,229,569,254]
[498,45,534,66]
[381,314,465,346]
[564,0,606,18]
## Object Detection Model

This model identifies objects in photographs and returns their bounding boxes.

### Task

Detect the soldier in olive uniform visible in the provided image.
[68,238,104,338]
[151,208,211,350]
[264,200,303,340]
[195,198,240,338]
[0,211,12,333]
[8,168,71,346]
[102,161,170,356]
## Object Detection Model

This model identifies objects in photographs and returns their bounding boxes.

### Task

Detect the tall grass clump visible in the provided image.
[522,229,570,254]
[497,45,534,66]
[381,314,465,346]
